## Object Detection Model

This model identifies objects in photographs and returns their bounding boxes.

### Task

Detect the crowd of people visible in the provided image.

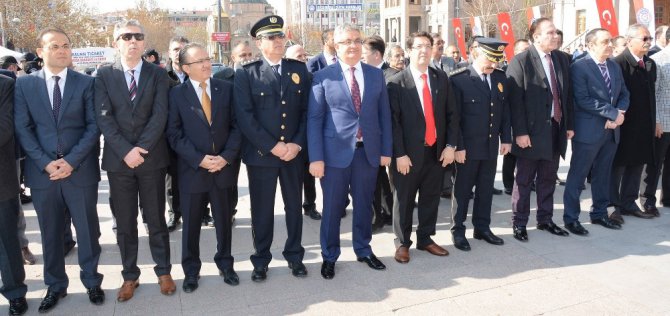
[0,14,667,316]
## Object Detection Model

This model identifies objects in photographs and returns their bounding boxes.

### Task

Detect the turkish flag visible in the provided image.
[497,12,515,62]
[452,18,467,60]
[596,0,619,36]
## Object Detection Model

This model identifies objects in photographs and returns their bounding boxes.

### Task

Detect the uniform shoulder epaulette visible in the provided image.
[494,68,505,73]
[283,57,306,64]
[241,58,261,68]
[448,67,468,77]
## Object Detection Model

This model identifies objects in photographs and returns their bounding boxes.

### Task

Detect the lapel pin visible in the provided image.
[498,82,503,92]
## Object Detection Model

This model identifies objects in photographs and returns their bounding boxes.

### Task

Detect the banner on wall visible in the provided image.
[632,0,656,36]
[452,18,468,59]
[470,16,483,37]
[496,12,515,62]
[526,6,541,27]
[71,47,115,67]
[595,0,619,36]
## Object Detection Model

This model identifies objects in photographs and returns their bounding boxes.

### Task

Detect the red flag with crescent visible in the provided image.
[596,0,619,36]
[496,12,515,62]
[452,18,467,60]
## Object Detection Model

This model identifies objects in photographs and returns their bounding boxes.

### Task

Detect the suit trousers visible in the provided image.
[0,196,27,300]
[610,164,645,211]
[181,187,233,277]
[512,121,560,227]
[303,161,317,211]
[373,166,393,222]
[441,164,456,194]
[641,132,670,207]
[247,159,305,268]
[14,161,29,248]
[451,158,498,235]
[32,181,103,291]
[563,130,617,224]
[166,149,181,218]
[108,168,171,281]
[320,147,378,262]
[502,153,517,190]
[392,146,442,247]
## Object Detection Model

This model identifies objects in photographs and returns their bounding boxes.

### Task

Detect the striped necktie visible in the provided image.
[598,62,611,98]
[128,69,137,101]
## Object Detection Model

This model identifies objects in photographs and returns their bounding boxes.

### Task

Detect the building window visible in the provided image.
[656,5,664,24]
[576,9,586,36]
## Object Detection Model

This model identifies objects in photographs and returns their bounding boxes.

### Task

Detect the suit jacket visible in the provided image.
[429,56,450,73]
[0,75,19,201]
[307,52,328,73]
[307,62,393,168]
[233,57,310,167]
[506,45,574,160]
[571,54,629,144]
[387,67,459,167]
[14,69,100,189]
[95,60,170,172]
[383,66,400,81]
[613,48,657,165]
[450,66,511,160]
[166,61,188,87]
[166,78,241,192]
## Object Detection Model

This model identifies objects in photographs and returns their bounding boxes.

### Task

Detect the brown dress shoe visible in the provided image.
[21,247,36,265]
[394,246,410,263]
[643,205,661,217]
[417,243,449,256]
[117,280,139,302]
[158,275,176,295]
[609,210,624,225]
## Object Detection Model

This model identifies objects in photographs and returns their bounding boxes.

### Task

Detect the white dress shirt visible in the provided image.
[538,50,556,118]
[339,60,365,101]
[267,59,282,76]
[189,78,212,104]
[121,60,143,90]
[409,66,432,114]
[44,67,67,108]
[472,66,491,90]
[324,52,337,65]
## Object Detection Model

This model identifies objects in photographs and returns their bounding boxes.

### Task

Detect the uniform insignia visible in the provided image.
[498,82,503,92]
[448,67,468,77]
[292,73,300,84]
[269,17,278,23]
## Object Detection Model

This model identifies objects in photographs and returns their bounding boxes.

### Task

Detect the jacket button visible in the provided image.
[490,113,493,117]
[490,123,493,127]
[281,125,285,129]
[282,113,287,117]
[489,134,492,138]
[298,90,301,93]
[280,136,285,141]
[282,100,286,104]
[260,92,264,96]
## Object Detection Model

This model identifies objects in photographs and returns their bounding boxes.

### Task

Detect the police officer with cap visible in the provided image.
[233,15,311,282]
[449,38,512,251]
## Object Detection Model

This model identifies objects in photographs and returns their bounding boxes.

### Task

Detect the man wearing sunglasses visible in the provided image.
[610,24,658,222]
[234,15,311,282]
[95,19,175,302]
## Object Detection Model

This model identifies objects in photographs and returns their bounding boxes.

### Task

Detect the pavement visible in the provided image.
[4,155,670,315]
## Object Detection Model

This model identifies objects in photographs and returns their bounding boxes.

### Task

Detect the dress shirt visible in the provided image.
[652,47,670,132]
[339,60,365,101]
[324,52,337,65]
[44,67,67,108]
[176,70,186,83]
[267,59,282,76]
[121,59,143,90]
[409,66,432,113]
[472,66,491,90]
[538,49,556,118]
[189,78,212,105]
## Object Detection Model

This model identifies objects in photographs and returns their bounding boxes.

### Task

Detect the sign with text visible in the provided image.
[308,4,363,12]
[211,32,231,43]
[71,47,116,66]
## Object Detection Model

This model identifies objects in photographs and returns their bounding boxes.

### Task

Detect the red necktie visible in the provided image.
[638,59,645,69]
[350,67,363,139]
[544,54,562,124]
[421,73,436,146]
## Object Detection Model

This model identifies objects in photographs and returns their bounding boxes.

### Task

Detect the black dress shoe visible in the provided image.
[304,208,322,220]
[557,178,566,186]
[609,210,625,225]
[504,187,512,195]
[513,226,528,242]
[87,286,105,305]
[321,261,335,279]
[19,192,31,205]
[537,222,569,236]
[565,222,589,236]
[473,230,504,245]
[63,241,76,257]
[357,254,386,270]
[492,187,503,195]
[251,267,268,282]
[452,235,471,251]
[220,268,239,286]
[8,297,27,315]
[182,276,199,293]
[38,289,66,313]
[440,191,452,199]
[591,217,622,230]
[620,209,654,219]
[643,204,661,217]
[288,261,308,277]
[167,214,181,232]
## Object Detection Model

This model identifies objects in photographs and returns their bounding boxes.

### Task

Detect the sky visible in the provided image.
[84,0,284,14]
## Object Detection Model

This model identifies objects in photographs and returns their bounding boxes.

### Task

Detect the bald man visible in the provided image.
[286,45,308,63]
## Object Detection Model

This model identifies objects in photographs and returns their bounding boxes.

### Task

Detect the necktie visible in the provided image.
[482,74,491,92]
[53,76,63,155]
[200,81,212,124]
[421,73,436,146]
[638,59,645,69]
[598,62,612,98]
[128,69,137,101]
[271,64,280,78]
[544,54,562,124]
[350,67,362,139]
[331,56,337,64]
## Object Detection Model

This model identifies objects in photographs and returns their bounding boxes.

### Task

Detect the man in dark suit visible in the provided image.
[506,18,574,241]
[362,35,394,232]
[14,28,104,312]
[388,31,458,263]
[385,45,405,72]
[429,33,449,72]
[444,45,468,73]
[564,28,630,234]
[308,24,393,279]
[449,38,511,251]
[95,19,175,302]
[648,25,668,56]
[166,43,241,292]
[234,15,311,282]
[610,24,658,221]
[307,28,336,73]
[0,74,29,316]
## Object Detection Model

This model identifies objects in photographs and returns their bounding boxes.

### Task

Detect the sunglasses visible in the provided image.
[634,36,653,42]
[117,33,145,41]
[261,33,286,41]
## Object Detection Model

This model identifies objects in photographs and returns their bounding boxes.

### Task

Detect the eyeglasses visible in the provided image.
[117,33,145,41]
[634,36,654,42]
[412,44,432,50]
[182,58,212,66]
[261,33,286,41]
[45,43,71,51]
[337,39,363,46]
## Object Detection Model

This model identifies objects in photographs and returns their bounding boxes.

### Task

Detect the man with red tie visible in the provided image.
[387,31,458,263]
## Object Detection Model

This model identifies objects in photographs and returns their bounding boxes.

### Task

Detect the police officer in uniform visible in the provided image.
[233,15,311,282]
[449,38,512,251]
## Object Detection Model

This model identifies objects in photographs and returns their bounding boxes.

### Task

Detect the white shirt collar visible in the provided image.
[589,52,607,64]
[121,59,143,74]
[339,60,362,74]
[409,65,429,81]
[324,51,337,64]
[189,77,211,89]
[44,67,68,81]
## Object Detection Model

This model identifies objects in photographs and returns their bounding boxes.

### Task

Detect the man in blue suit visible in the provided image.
[306,28,336,73]
[234,15,312,282]
[308,24,393,279]
[167,43,241,292]
[563,28,630,233]
[14,28,104,312]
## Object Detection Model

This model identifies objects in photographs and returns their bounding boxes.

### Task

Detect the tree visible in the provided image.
[124,0,174,56]
[460,0,549,43]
